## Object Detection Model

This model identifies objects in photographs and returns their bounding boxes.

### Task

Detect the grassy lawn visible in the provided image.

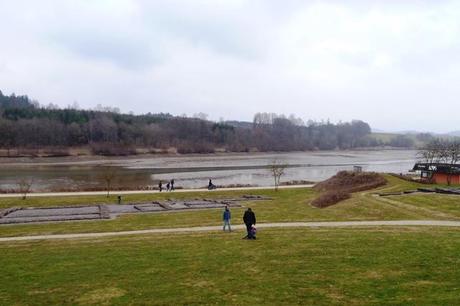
[1,175,460,305]
[387,193,460,218]
[0,174,422,210]
[1,175,459,238]
[1,227,460,305]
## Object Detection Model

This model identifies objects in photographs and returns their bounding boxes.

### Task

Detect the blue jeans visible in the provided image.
[223,219,231,231]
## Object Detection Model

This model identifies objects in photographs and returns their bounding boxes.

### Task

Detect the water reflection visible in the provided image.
[0,150,417,191]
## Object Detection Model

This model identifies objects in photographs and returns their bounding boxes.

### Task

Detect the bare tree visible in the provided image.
[418,139,460,185]
[193,112,209,121]
[99,165,118,197]
[444,140,460,185]
[417,139,441,164]
[268,160,287,191]
[17,178,33,200]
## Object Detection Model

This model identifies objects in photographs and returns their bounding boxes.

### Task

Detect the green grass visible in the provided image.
[387,193,460,218]
[0,174,419,210]
[2,175,460,305]
[0,175,427,211]
[1,227,460,305]
[370,132,401,142]
[1,175,458,238]
[369,132,424,147]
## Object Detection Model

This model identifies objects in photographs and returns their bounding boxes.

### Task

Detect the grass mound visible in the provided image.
[312,171,387,208]
[311,190,351,208]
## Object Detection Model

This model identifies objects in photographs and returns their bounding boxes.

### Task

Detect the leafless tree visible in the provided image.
[268,160,287,191]
[17,178,33,200]
[419,139,460,185]
[443,141,460,185]
[417,139,442,164]
[99,165,118,197]
[193,112,209,121]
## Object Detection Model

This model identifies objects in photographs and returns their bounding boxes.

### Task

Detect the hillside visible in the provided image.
[0,90,375,156]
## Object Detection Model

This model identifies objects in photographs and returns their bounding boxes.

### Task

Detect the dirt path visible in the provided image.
[0,184,314,198]
[1,220,460,242]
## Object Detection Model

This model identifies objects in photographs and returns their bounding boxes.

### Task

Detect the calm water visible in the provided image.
[0,150,417,192]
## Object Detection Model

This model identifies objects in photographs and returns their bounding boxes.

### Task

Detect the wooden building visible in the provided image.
[412,163,460,185]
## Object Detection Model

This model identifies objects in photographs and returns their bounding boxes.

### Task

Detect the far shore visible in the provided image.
[0,147,417,166]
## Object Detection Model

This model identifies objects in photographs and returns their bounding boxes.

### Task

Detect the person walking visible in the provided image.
[222,205,232,232]
[208,179,216,190]
[170,179,175,191]
[243,208,256,239]
[158,181,163,192]
[166,182,170,192]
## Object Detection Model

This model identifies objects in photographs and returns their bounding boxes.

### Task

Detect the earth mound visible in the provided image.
[311,171,387,208]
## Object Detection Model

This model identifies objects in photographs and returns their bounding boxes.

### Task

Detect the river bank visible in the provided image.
[0,150,418,192]
[0,145,415,161]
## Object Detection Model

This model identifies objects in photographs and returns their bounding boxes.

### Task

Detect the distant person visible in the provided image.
[243,208,256,239]
[208,179,216,190]
[166,182,170,191]
[158,181,163,192]
[170,179,175,191]
[222,205,232,232]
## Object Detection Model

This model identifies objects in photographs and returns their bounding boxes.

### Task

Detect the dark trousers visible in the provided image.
[245,223,253,239]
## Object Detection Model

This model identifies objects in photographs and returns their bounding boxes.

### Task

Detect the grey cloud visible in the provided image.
[50,30,157,69]
[137,1,275,59]
[1,0,460,133]
[397,44,460,76]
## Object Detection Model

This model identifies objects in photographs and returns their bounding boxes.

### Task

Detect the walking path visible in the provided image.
[1,220,459,242]
[0,184,314,198]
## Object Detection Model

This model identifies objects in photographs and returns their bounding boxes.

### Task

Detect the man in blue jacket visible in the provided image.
[223,205,231,232]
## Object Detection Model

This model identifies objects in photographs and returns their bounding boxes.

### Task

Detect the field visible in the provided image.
[2,228,460,305]
[0,175,455,238]
[1,175,460,305]
[369,132,420,144]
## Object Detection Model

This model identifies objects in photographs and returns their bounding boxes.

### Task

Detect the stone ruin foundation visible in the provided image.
[0,195,271,225]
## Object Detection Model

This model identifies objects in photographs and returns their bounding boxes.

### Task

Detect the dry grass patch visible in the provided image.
[76,287,126,305]
[312,190,351,208]
[312,171,387,208]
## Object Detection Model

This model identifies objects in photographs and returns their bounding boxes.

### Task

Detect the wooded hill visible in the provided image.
[0,90,391,156]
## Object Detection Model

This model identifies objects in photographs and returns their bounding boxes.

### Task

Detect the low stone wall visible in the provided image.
[0,196,271,225]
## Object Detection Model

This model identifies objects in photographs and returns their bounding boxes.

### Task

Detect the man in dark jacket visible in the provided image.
[243,208,256,239]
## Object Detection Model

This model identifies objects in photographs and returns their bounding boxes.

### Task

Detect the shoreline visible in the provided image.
[0,184,315,198]
[0,148,417,166]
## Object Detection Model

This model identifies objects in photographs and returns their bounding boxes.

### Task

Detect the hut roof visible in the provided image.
[413,163,460,174]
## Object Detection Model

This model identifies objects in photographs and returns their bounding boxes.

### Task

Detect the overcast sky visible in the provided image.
[1,0,460,133]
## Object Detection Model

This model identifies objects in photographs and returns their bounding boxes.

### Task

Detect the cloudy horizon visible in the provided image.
[1,0,460,133]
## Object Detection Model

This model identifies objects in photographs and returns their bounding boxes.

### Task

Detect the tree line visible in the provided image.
[1,90,378,155]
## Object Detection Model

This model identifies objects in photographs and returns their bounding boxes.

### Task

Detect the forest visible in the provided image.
[0,90,393,156]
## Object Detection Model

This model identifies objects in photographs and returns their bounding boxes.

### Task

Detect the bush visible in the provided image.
[311,171,387,208]
[311,190,351,208]
[314,171,387,193]
[176,141,215,154]
[90,143,137,156]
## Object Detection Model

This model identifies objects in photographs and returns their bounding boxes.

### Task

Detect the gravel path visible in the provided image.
[1,220,460,242]
[0,184,314,198]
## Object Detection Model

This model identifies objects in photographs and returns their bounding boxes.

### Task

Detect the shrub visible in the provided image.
[311,190,351,208]
[311,171,387,208]
[314,171,387,193]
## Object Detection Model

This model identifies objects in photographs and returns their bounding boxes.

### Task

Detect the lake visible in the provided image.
[0,150,418,192]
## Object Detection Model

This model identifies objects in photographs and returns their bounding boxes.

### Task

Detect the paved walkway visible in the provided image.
[1,220,460,242]
[0,184,314,198]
